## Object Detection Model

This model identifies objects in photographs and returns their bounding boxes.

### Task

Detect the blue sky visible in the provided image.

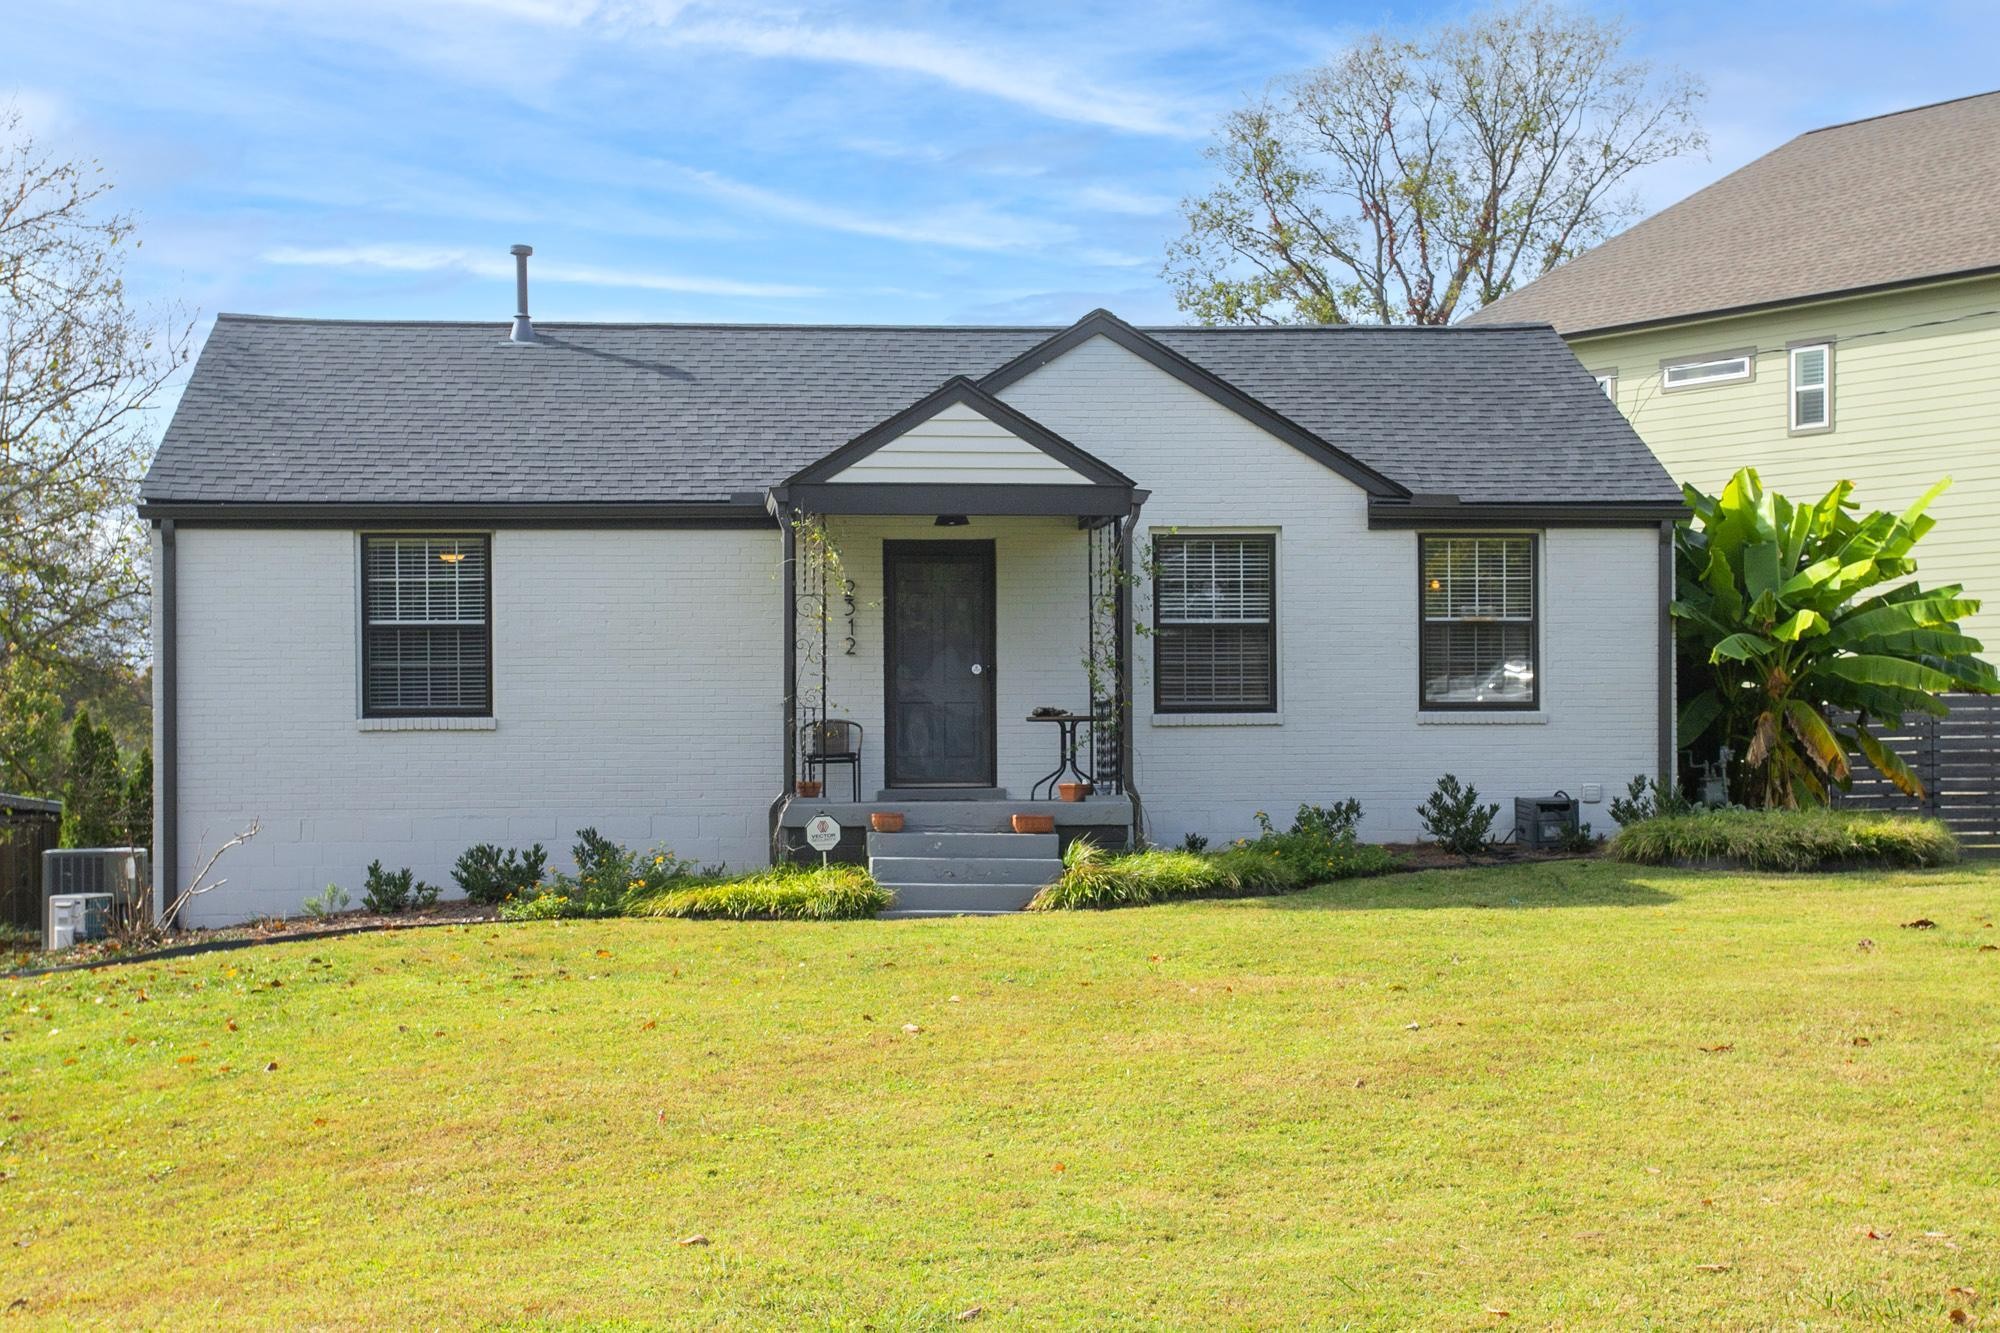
[8,0,2000,341]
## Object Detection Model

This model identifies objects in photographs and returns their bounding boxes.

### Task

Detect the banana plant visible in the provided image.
[1673,468,1998,807]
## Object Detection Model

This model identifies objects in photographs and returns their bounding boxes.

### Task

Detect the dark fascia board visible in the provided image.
[135,501,771,528]
[786,376,1135,487]
[976,308,1412,500]
[775,481,1139,518]
[1367,497,1689,529]
[1559,262,2000,340]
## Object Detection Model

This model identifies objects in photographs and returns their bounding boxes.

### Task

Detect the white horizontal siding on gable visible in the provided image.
[829,403,1088,486]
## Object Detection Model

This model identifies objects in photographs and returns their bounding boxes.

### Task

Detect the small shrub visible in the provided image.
[627,863,888,921]
[1179,832,1210,853]
[360,861,439,914]
[1609,808,1958,871]
[300,883,350,920]
[1254,799,1364,842]
[499,890,577,921]
[1417,774,1498,857]
[499,829,706,920]
[1608,774,1696,826]
[1555,821,1602,855]
[453,842,549,905]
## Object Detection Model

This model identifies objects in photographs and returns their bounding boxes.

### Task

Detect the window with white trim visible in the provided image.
[1153,534,1276,712]
[361,535,492,716]
[1662,352,1753,389]
[1592,371,1617,400]
[1789,342,1833,430]
[1420,534,1537,709]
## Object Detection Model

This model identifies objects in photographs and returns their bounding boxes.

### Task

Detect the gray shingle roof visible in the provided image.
[1467,91,2000,335]
[142,313,1678,508]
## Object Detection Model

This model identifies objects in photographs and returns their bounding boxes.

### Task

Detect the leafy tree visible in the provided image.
[1674,469,1998,808]
[1,106,192,728]
[59,708,124,846]
[123,744,151,849]
[0,653,64,796]
[1164,1,1706,325]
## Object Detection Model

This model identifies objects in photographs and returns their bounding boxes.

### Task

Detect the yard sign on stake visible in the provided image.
[805,814,841,867]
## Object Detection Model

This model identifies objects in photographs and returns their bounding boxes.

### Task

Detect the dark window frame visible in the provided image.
[1417,532,1540,713]
[359,532,494,719]
[1151,532,1279,715]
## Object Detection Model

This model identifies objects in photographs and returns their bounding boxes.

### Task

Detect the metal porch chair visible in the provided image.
[803,719,864,801]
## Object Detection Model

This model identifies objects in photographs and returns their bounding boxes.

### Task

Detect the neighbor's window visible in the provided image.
[1790,342,1833,430]
[1592,371,1617,400]
[1662,351,1753,389]
[361,534,491,716]
[1419,534,1537,710]
[1153,534,1276,712]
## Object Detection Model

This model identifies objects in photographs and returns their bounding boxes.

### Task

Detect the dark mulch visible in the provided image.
[1383,841,1602,872]
[5,899,504,976]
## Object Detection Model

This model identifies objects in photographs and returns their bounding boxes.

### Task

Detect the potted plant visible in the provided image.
[1057,781,1092,802]
[870,811,904,833]
[795,779,822,798]
[1011,813,1055,834]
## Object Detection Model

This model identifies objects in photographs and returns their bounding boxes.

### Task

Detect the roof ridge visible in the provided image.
[1801,87,2000,137]
[211,312,1553,335]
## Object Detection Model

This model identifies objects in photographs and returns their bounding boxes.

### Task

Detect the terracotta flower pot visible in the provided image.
[1011,813,1055,834]
[795,780,822,798]
[870,811,905,833]
[1057,781,1092,802]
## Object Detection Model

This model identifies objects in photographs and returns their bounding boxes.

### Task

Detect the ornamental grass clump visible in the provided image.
[1609,808,1958,872]
[626,863,889,921]
[1032,807,1397,911]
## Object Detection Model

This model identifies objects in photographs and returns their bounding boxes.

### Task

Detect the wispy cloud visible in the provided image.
[1071,184,1180,216]
[660,163,1076,252]
[654,12,1205,138]
[261,243,821,298]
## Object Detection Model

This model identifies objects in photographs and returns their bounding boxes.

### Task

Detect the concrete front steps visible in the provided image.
[868,829,1063,915]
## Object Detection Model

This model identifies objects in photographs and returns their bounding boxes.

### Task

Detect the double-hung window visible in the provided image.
[361,534,492,716]
[1153,534,1276,713]
[1419,534,1537,710]
[1789,342,1833,431]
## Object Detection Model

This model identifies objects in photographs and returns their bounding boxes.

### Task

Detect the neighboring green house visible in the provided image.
[1469,90,2000,642]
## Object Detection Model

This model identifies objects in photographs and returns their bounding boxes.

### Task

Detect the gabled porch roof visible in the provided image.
[770,376,1143,518]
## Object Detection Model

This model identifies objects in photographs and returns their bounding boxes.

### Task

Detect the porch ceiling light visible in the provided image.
[934,514,970,527]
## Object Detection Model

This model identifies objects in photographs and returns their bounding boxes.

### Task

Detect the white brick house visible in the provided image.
[142,298,1683,923]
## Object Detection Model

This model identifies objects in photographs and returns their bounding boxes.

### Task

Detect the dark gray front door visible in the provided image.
[885,541,996,788]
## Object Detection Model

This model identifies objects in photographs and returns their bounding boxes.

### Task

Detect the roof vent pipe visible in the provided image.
[508,243,535,343]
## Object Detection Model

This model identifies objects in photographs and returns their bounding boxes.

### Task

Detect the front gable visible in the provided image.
[977,309,1410,500]
[786,377,1133,489]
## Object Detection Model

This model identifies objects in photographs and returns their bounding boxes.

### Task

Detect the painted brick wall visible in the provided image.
[996,336,1662,846]
[162,526,779,925]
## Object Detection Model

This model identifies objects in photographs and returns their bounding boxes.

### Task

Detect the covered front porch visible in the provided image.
[765,378,1149,878]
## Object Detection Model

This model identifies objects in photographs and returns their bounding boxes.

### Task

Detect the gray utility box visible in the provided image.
[1515,793,1580,849]
[45,893,113,950]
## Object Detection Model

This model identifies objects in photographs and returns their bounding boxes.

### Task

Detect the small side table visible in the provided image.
[1027,712,1095,801]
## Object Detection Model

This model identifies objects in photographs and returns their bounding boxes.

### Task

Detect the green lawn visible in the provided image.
[5,862,1998,1328]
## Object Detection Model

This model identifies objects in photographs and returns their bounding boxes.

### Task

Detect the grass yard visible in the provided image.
[5,862,1999,1328]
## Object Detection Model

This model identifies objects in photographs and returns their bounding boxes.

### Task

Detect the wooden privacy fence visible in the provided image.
[0,796,63,930]
[1833,693,2000,852]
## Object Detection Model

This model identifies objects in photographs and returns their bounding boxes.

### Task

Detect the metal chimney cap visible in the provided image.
[509,243,533,257]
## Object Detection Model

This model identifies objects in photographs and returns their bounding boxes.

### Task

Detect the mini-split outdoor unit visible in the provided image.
[45,893,113,951]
